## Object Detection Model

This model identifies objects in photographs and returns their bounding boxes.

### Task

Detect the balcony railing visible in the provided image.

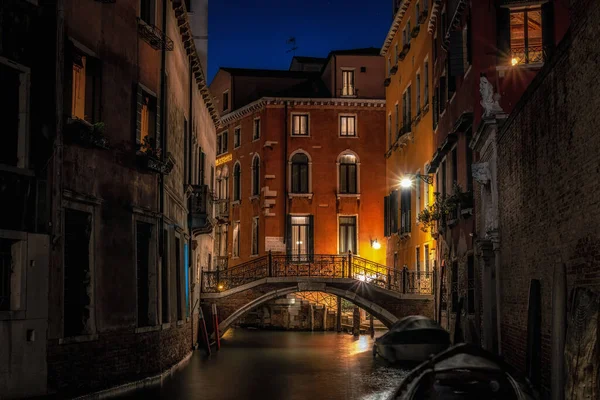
[190,185,214,233]
[509,46,544,66]
[340,86,358,97]
[137,18,174,51]
[214,198,229,220]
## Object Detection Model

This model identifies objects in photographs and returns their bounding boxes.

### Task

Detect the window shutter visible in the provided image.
[64,42,74,116]
[155,91,161,151]
[384,196,390,237]
[200,150,205,185]
[449,30,464,77]
[496,7,511,65]
[135,84,143,145]
[285,214,292,255]
[390,190,399,234]
[466,16,472,65]
[542,1,555,60]
[432,91,438,129]
[308,215,314,258]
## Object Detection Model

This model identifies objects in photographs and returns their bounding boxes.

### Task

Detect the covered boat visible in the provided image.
[388,343,539,400]
[373,315,450,363]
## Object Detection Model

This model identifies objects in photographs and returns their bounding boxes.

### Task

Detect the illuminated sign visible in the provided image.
[216,153,232,166]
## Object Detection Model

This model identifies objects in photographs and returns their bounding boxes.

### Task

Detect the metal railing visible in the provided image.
[201,252,435,296]
[509,46,544,65]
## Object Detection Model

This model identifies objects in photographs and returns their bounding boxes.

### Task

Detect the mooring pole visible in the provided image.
[212,303,221,351]
[369,314,375,338]
[336,296,342,333]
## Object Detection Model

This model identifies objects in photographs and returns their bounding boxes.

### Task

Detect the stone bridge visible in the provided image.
[200,253,436,336]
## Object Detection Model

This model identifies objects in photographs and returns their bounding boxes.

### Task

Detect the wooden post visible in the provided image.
[551,264,567,400]
[369,314,375,338]
[268,250,273,277]
[526,279,541,388]
[403,266,408,294]
[353,306,360,337]
[199,307,211,356]
[453,297,464,344]
[438,265,445,323]
[212,303,221,351]
[348,250,353,278]
[336,296,342,333]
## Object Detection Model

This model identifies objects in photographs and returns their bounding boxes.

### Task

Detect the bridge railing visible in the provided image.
[201,252,435,295]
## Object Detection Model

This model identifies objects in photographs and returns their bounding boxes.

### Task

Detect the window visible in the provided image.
[339,153,358,194]
[407,19,411,41]
[251,217,259,255]
[424,244,430,274]
[222,91,229,112]
[464,16,472,69]
[441,160,447,197]
[509,8,543,65]
[451,148,458,185]
[416,73,421,112]
[416,170,421,221]
[416,1,420,23]
[291,153,309,193]
[140,0,156,25]
[402,85,412,132]
[232,221,240,257]
[252,155,260,196]
[64,208,93,337]
[390,190,399,234]
[433,85,439,130]
[233,162,241,201]
[394,43,399,64]
[466,143,473,192]
[234,127,241,148]
[416,247,421,275]
[433,33,438,62]
[185,0,191,12]
[384,196,390,237]
[69,50,101,125]
[291,114,309,136]
[388,114,392,147]
[0,239,25,312]
[387,58,392,77]
[162,229,169,323]
[424,60,429,105]
[198,148,205,185]
[136,222,153,327]
[184,119,189,182]
[403,26,407,46]
[395,103,399,135]
[467,255,475,314]
[137,86,157,152]
[451,260,458,312]
[175,237,182,320]
[217,131,228,155]
[0,240,12,311]
[400,189,411,233]
[340,115,356,137]
[287,215,313,260]
[424,165,430,208]
[0,59,30,168]
[342,70,355,96]
[339,216,357,255]
[253,118,261,140]
[439,75,447,114]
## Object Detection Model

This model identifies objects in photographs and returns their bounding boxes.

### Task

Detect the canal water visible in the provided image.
[119,329,408,400]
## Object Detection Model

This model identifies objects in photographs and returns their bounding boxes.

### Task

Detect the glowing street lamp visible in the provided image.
[400,177,413,188]
[399,174,433,189]
[370,239,381,250]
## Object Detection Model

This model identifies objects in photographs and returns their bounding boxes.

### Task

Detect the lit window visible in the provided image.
[291,114,309,136]
[234,127,241,148]
[342,70,355,96]
[509,8,543,65]
[340,115,356,137]
[232,221,240,257]
[339,216,357,254]
[72,55,86,119]
[253,118,261,140]
[251,155,260,196]
[291,153,309,193]
[251,217,259,255]
[339,154,358,194]
[233,162,241,201]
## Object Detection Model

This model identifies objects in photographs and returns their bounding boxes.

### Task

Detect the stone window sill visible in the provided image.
[289,193,313,199]
[231,200,241,205]
[135,325,161,334]
[249,195,260,201]
[59,334,99,345]
[337,193,360,200]
[162,323,171,330]
[176,320,185,327]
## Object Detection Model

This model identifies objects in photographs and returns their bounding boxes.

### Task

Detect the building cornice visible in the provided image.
[428,0,443,35]
[380,0,412,56]
[219,97,386,127]
[171,1,221,128]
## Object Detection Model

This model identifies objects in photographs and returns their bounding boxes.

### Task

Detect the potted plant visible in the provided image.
[65,117,109,149]
[411,25,420,38]
[417,192,456,233]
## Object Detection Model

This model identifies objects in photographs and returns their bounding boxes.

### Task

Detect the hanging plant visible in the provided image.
[417,192,457,233]
[139,135,162,159]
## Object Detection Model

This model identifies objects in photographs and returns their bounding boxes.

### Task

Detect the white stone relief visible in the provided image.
[472,162,491,185]
[479,76,504,118]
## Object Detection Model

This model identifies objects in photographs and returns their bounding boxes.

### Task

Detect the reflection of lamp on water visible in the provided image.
[218,284,224,291]
[370,238,381,250]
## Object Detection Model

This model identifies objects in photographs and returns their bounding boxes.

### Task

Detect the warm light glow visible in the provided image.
[511,58,518,66]
[296,241,303,245]
[400,177,412,188]
[357,275,366,282]
[218,284,224,290]
[371,240,381,250]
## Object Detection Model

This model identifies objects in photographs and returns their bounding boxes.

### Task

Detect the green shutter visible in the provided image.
[384,196,390,237]
[542,1,555,60]
[308,215,314,260]
[135,84,143,145]
[497,7,511,65]
[285,214,292,255]
[449,30,464,77]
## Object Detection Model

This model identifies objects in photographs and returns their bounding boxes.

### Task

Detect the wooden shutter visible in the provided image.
[285,214,292,255]
[85,58,102,123]
[497,7,511,65]
[384,196,390,237]
[308,215,314,259]
[449,30,464,77]
[135,84,143,145]
[542,1,555,60]
[390,190,399,234]
[64,42,74,116]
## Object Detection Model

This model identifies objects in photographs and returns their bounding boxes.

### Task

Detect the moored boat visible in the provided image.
[373,315,450,363]
[388,343,539,400]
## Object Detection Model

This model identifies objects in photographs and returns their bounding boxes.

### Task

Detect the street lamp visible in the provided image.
[370,239,381,250]
[399,174,433,189]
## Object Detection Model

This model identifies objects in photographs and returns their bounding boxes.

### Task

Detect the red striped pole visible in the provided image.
[199,307,211,355]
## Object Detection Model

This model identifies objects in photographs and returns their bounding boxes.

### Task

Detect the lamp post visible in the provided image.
[400,173,433,189]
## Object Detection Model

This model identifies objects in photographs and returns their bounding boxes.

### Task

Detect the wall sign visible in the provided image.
[265,236,286,253]
[216,153,232,166]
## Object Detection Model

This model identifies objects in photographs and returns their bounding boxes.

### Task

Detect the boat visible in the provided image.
[388,343,539,400]
[373,315,450,363]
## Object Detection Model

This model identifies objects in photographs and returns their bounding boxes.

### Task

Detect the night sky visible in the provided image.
[207,0,391,83]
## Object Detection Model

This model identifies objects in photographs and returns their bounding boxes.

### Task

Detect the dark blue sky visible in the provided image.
[207,0,391,83]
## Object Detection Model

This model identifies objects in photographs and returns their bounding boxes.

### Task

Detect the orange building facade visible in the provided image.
[209,50,388,269]
[381,1,436,288]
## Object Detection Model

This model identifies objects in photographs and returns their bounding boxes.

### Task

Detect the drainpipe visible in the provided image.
[188,60,195,347]
[282,102,288,246]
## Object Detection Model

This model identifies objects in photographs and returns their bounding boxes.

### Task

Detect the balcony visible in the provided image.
[190,185,214,234]
[214,198,229,221]
[384,78,391,87]
[137,18,174,51]
[509,46,544,66]
[411,25,421,38]
[64,118,109,149]
[340,86,358,97]
[215,256,228,270]
[0,170,46,233]
[389,65,398,75]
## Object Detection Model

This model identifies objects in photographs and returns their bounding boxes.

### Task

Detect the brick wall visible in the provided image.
[495,0,600,394]
[47,319,197,396]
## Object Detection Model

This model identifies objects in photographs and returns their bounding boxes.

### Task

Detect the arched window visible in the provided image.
[339,153,358,194]
[252,155,260,196]
[291,153,309,193]
[233,162,241,201]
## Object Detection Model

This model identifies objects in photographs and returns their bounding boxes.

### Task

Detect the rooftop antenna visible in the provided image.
[286,37,298,56]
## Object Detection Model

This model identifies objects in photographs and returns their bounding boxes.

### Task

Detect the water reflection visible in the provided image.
[118,329,408,400]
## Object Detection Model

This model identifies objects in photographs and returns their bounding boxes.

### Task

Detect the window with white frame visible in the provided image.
[339,216,357,255]
[217,131,228,155]
[416,72,421,112]
[232,221,240,257]
[251,217,259,255]
[251,155,260,196]
[253,118,261,140]
[0,58,30,168]
[291,152,309,194]
[340,115,356,137]
[342,70,355,96]
[424,59,429,105]
[416,170,421,222]
[291,114,309,136]
[339,153,358,194]
[233,127,241,148]
[233,162,241,201]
